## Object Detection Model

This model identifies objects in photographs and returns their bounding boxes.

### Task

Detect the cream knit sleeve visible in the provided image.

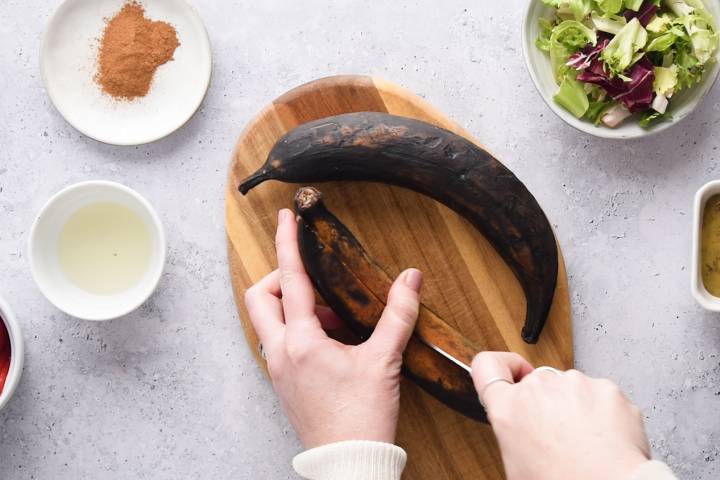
[292,441,407,480]
[293,443,676,480]
[630,461,678,480]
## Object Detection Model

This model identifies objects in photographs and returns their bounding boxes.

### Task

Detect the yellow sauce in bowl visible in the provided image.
[701,194,720,297]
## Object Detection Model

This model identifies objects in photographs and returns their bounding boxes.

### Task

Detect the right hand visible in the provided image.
[471,352,651,480]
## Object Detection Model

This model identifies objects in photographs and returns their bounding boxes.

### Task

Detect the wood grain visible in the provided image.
[226,75,573,479]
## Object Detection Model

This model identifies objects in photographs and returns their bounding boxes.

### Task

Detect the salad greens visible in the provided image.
[537,0,718,128]
[554,76,591,116]
[601,18,648,76]
[549,20,598,79]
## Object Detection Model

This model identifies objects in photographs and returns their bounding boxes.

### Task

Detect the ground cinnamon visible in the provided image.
[96,1,180,100]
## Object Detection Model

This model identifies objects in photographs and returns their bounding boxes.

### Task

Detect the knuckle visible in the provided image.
[597,378,620,392]
[280,269,296,287]
[564,369,587,382]
[486,404,513,429]
[507,352,525,364]
[524,373,544,387]
[472,351,501,372]
[595,378,625,400]
[280,269,308,293]
[285,341,312,364]
[474,351,494,362]
[367,346,403,371]
[388,299,419,325]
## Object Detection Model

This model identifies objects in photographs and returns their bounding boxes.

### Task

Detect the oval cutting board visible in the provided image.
[226,75,573,479]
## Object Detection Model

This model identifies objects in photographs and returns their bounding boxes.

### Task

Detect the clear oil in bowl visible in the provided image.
[58,202,151,296]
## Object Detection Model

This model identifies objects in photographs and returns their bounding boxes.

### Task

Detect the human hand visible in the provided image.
[472,352,651,480]
[245,208,423,449]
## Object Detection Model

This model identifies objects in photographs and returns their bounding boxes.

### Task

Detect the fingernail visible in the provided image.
[403,268,423,293]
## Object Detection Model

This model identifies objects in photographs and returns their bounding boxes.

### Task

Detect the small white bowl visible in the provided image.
[692,180,720,311]
[40,0,212,146]
[0,295,24,412]
[522,0,720,139]
[29,181,166,321]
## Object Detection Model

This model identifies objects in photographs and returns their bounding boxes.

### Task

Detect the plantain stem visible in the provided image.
[294,187,323,212]
[238,170,270,195]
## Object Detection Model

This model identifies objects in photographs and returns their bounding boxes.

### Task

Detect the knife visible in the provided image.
[425,341,473,374]
[412,307,478,375]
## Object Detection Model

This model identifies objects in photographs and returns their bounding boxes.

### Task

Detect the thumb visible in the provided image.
[369,269,423,354]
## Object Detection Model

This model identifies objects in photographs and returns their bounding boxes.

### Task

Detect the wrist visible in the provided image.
[299,417,397,449]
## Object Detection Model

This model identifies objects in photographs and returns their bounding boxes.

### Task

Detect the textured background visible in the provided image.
[1,0,719,478]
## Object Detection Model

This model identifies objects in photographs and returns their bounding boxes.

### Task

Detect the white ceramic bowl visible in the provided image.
[522,1,720,139]
[0,295,24,411]
[692,180,720,311]
[40,0,212,146]
[29,181,166,321]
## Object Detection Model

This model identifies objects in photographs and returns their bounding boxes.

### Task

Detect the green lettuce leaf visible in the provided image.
[675,41,704,88]
[592,11,628,35]
[536,18,554,52]
[597,0,624,15]
[601,18,648,75]
[664,0,695,17]
[647,31,678,51]
[647,14,675,33]
[639,110,672,127]
[568,0,594,21]
[549,20,598,80]
[625,0,645,11]
[664,0,715,22]
[585,100,616,124]
[554,76,590,117]
[654,65,679,94]
[683,14,718,64]
[541,0,594,21]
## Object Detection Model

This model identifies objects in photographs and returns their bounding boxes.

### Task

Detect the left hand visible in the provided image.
[244,208,423,449]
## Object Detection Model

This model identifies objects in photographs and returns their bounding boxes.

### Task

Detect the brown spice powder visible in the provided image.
[96,1,180,100]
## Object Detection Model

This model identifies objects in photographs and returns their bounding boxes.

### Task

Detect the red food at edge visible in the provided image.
[0,317,10,393]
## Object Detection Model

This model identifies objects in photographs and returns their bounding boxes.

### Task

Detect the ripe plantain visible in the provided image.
[295,187,487,423]
[239,112,558,343]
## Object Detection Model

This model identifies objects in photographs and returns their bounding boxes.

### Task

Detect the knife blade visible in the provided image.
[424,340,473,374]
[412,307,478,376]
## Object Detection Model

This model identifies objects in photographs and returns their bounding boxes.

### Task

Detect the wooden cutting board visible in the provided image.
[226,75,573,479]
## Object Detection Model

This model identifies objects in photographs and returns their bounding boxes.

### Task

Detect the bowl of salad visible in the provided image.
[523,0,720,138]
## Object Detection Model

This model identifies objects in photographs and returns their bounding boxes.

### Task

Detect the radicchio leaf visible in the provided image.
[567,38,611,70]
[623,1,658,27]
[578,56,656,112]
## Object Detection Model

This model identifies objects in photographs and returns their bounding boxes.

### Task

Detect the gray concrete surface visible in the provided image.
[1,0,719,478]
